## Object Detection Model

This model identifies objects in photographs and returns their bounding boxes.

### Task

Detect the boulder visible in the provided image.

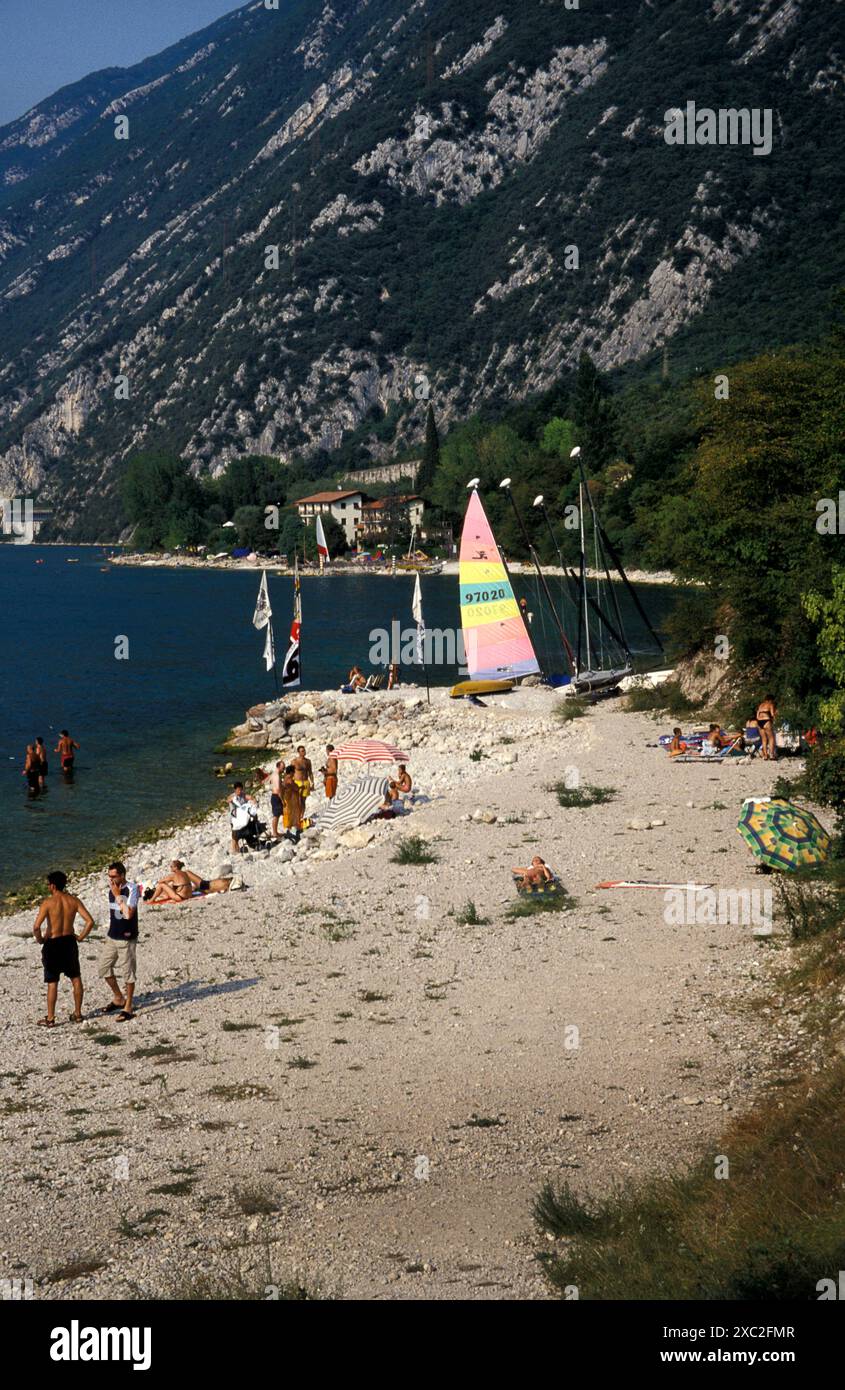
[494,749,518,765]
[404,696,424,710]
[286,722,312,742]
[246,703,267,719]
[295,702,318,720]
[339,827,376,849]
[266,719,290,744]
[231,729,269,750]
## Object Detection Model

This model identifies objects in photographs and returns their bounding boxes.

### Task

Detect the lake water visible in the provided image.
[0,546,679,894]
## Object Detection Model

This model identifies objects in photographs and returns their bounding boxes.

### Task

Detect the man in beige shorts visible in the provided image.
[99,861,139,1021]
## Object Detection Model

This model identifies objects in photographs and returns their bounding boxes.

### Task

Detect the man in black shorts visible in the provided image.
[32,871,96,1026]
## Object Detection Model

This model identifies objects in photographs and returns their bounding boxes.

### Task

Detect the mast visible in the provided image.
[499,479,574,675]
[571,446,633,667]
[578,477,591,671]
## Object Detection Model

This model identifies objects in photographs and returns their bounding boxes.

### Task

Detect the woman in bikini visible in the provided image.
[755,695,777,761]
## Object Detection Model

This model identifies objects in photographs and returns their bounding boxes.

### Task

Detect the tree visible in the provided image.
[571,353,618,470]
[415,402,440,498]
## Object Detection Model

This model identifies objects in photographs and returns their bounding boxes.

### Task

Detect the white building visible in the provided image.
[295,489,367,546]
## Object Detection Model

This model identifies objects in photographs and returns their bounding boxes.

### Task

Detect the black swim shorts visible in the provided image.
[270,793,283,817]
[42,936,81,983]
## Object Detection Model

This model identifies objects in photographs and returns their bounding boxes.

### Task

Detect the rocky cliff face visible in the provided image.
[0,0,841,537]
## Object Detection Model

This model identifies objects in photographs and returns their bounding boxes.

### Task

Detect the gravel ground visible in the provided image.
[0,689,793,1300]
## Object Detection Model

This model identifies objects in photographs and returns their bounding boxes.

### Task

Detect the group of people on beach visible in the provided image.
[667,696,780,761]
[32,861,138,1026]
[226,742,414,853]
[32,851,236,1026]
[22,732,79,794]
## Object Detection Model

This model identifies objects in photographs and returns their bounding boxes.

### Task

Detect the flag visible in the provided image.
[252,571,272,629]
[262,621,275,673]
[315,515,330,563]
[282,561,302,688]
[412,572,424,664]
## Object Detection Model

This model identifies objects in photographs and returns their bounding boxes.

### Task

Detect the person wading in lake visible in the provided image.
[32,871,95,1026]
[99,862,139,1021]
[55,730,80,778]
[23,744,41,796]
[35,737,48,789]
[321,744,338,801]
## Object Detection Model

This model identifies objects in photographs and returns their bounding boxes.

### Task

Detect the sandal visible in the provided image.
[103,1001,125,1014]
[37,1017,56,1027]
[68,1013,84,1023]
[116,1011,135,1022]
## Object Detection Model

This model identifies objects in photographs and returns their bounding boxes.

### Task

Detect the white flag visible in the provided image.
[412,572,424,664]
[253,571,272,629]
[263,621,275,673]
[315,515,330,563]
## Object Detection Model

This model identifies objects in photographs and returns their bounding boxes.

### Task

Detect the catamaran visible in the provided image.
[452,480,542,697]
[457,453,662,697]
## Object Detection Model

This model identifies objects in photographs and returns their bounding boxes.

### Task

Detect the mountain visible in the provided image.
[0,0,842,539]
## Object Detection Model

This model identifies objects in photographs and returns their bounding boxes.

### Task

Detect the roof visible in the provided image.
[361,495,423,511]
[296,490,364,505]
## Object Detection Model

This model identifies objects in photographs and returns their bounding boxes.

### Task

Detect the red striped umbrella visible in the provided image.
[331,738,410,764]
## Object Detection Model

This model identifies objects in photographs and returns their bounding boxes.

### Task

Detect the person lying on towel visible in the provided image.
[512,856,554,888]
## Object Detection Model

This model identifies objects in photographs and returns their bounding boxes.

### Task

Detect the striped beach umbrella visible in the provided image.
[737,797,830,872]
[317,775,390,831]
[331,738,410,765]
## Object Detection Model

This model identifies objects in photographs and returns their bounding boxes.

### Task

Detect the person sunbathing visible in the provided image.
[668,727,688,756]
[512,856,554,888]
[184,865,234,895]
[146,860,193,903]
[347,665,366,691]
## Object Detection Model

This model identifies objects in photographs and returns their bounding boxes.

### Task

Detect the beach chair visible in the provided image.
[364,673,386,691]
[670,735,745,764]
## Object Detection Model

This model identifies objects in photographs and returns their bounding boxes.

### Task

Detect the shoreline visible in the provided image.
[0,687,796,1299]
[107,551,681,585]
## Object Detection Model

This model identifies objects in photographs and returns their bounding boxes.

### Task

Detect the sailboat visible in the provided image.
[500,446,663,695]
[451,480,542,698]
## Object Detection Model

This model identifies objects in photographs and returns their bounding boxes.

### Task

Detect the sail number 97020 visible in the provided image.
[466,588,507,603]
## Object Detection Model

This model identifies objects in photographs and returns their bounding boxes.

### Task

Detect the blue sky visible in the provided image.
[0,0,244,126]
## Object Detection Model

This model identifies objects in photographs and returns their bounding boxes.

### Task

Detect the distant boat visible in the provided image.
[66,558,79,564]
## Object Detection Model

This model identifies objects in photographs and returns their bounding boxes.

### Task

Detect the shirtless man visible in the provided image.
[756,694,778,761]
[146,860,193,903]
[293,745,313,801]
[55,730,80,776]
[395,764,412,795]
[512,856,553,888]
[35,737,48,789]
[23,744,41,795]
[269,759,285,838]
[32,871,95,1025]
[321,745,338,801]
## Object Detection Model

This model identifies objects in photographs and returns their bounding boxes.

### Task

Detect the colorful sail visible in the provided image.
[459,489,540,681]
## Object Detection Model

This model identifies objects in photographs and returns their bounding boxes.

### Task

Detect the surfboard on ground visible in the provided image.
[450,678,514,698]
[595,880,713,890]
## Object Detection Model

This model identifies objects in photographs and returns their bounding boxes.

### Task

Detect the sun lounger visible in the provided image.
[670,736,746,763]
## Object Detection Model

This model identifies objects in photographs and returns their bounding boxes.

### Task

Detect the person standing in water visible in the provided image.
[35,737,48,789]
[32,871,96,1026]
[23,744,41,795]
[55,730,80,777]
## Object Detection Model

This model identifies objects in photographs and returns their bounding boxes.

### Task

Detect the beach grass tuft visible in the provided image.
[554,697,588,722]
[551,783,615,808]
[455,900,490,927]
[391,835,438,866]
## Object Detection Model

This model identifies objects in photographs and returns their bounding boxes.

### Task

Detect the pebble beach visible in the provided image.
[0,687,795,1300]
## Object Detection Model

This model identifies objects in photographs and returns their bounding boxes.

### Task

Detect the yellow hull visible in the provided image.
[449,679,514,698]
